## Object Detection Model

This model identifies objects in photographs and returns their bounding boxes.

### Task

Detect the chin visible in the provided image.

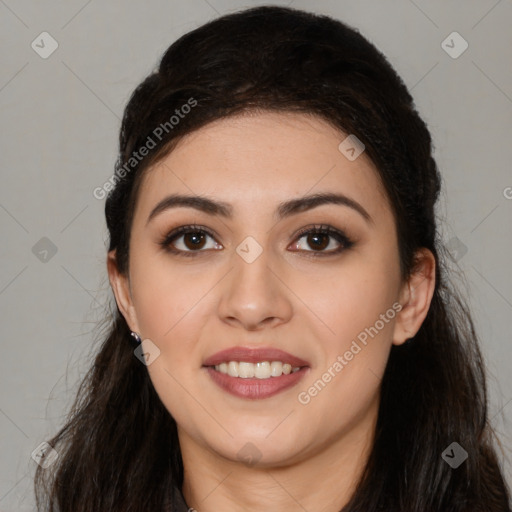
[211,433,307,468]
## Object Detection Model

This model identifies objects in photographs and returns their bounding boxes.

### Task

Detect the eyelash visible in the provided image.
[159,223,354,258]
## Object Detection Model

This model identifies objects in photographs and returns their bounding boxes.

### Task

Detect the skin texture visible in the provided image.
[108,111,436,512]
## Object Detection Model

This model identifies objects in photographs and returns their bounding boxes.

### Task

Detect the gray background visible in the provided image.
[1,0,511,509]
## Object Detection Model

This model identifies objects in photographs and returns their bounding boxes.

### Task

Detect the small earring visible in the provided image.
[130,331,142,344]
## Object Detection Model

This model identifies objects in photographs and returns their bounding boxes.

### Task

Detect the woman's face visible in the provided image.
[110,111,427,468]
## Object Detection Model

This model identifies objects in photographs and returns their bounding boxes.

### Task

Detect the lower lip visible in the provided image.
[203,366,309,399]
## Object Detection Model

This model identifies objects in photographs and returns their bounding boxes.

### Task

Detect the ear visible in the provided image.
[107,250,140,333]
[393,248,436,346]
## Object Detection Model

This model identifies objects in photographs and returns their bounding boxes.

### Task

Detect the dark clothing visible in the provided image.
[168,484,193,512]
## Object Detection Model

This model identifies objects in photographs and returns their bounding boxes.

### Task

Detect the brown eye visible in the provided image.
[160,225,222,257]
[182,232,208,250]
[290,225,354,256]
[305,232,330,251]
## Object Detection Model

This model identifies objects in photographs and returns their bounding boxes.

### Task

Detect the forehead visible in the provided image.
[136,111,391,223]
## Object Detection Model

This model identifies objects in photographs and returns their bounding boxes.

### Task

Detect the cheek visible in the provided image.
[295,291,395,435]
[330,284,398,353]
[294,253,399,350]
[130,264,211,428]
[129,247,210,343]
[293,258,398,411]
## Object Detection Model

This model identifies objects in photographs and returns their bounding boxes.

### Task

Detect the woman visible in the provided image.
[34,5,511,511]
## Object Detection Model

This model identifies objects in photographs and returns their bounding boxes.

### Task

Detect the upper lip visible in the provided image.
[202,346,310,368]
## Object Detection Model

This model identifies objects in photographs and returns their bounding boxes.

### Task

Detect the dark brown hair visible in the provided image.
[35,5,511,511]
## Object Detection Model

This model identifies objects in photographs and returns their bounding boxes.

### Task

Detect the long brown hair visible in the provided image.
[34,5,511,511]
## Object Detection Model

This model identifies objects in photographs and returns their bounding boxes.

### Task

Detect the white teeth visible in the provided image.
[213,361,302,378]
[271,361,285,376]
[254,361,270,379]
[227,361,239,377]
[238,362,255,378]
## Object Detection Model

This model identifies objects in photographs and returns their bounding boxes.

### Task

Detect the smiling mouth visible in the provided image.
[202,346,310,398]
[205,360,305,379]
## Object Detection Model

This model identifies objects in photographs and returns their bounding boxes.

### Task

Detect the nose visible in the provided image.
[217,243,293,331]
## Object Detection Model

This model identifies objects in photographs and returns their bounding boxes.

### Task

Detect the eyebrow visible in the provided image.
[146,192,374,226]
